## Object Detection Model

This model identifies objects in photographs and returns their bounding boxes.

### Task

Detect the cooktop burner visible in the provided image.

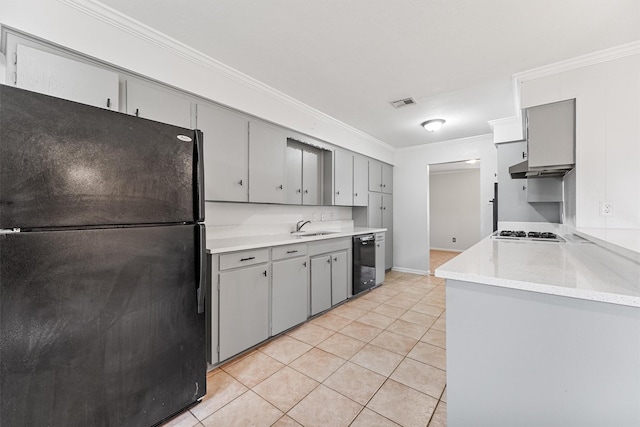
[494,230,564,242]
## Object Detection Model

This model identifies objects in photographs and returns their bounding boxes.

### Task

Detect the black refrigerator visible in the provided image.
[0,85,207,426]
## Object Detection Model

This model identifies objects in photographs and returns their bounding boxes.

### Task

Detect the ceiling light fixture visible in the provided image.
[421,119,446,132]
[465,159,479,164]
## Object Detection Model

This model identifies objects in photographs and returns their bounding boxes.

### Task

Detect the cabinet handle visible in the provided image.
[334,257,338,262]
[238,179,243,186]
[522,151,527,159]
[383,207,386,210]
[296,188,301,193]
[377,244,380,247]
[135,108,139,117]
[240,256,255,261]
[327,258,331,264]
[304,189,308,194]
[336,190,340,195]
[277,184,283,190]
[286,250,298,254]
[106,98,111,108]
[302,261,307,267]
[522,186,527,191]
[383,184,386,188]
[263,270,267,277]
[354,193,358,197]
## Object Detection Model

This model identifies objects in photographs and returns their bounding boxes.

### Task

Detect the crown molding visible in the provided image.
[58,0,395,151]
[514,40,640,83]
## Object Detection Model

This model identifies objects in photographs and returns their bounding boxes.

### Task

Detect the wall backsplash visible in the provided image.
[205,202,353,238]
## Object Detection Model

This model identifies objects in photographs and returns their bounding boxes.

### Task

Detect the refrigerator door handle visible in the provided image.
[194,129,205,222]
[197,224,206,314]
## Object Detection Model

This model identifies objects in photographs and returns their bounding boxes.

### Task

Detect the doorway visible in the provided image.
[428,160,482,274]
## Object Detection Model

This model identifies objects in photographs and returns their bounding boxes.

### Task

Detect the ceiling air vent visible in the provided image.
[390,97,417,108]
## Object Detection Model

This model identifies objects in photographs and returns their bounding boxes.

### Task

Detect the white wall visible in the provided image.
[393,134,496,274]
[518,49,640,230]
[429,169,481,251]
[0,0,394,164]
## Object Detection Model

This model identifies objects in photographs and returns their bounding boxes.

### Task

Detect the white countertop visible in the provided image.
[436,235,640,308]
[574,228,640,263]
[206,227,386,254]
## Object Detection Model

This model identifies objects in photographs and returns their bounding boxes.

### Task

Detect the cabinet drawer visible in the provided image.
[272,243,307,261]
[219,248,269,271]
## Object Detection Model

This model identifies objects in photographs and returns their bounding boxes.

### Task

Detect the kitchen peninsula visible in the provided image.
[436,233,640,427]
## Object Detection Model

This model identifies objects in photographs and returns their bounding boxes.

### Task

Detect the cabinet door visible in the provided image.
[527,99,575,169]
[382,195,393,270]
[15,44,118,111]
[249,121,286,203]
[302,149,321,205]
[368,193,383,228]
[286,146,303,204]
[375,234,385,285]
[353,155,369,207]
[219,264,270,361]
[368,160,382,192]
[334,151,354,206]
[126,79,192,128]
[310,255,332,315]
[198,103,249,202]
[331,251,348,306]
[382,163,393,194]
[272,257,308,335]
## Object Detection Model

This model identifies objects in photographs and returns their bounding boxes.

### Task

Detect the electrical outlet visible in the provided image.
[452,237,457,243]
[321,212,326,221]
[601,202,613,216]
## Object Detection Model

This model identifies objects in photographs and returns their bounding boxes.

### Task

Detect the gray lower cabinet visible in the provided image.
[218,263,270,361]
[310,255,332,315]
[365,193,393,269]
[330,251,348,305]
[310,249,349,315]
[375,232,385,285]
[272,256,308,335]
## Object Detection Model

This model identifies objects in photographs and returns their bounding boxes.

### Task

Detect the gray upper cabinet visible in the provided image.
[285,142,322,205]
[369,160,393,193]
[285,145,303,204]
[381,163,393,194]
[334,150,354,206]
[526,99,575,169]
[368,160,383,192]
[125,79,192,128]
[13,43,118,111]
[302,149,321,205]
[197,103,249,202]
[249,120,286,204]
[353,155,369,206]
[497,141,561,222]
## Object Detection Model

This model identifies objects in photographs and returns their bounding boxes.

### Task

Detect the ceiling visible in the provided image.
[98,0,639,149]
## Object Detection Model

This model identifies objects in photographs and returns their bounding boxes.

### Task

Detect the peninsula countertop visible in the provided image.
[436,235,640,308]
[206,227,386,254]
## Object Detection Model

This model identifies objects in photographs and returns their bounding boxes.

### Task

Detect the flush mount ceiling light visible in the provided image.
[421,119,446,132]
[465,159,479,164]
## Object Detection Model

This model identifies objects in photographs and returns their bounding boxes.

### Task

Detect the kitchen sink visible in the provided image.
[291,231,340,238]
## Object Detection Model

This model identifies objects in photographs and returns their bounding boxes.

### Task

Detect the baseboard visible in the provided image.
[430,247,464,253]
[390,267,430,275]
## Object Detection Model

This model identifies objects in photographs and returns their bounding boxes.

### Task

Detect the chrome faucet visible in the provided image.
[295,220,311,232]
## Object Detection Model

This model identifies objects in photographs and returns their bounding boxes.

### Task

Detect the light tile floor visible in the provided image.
[429,250,459,276]
[163,254,455,427]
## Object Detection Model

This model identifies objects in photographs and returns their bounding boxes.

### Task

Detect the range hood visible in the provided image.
[509,99,576,180]
[509,160,573,179]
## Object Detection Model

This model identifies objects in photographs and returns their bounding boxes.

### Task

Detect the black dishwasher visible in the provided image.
[353,234,376,296]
